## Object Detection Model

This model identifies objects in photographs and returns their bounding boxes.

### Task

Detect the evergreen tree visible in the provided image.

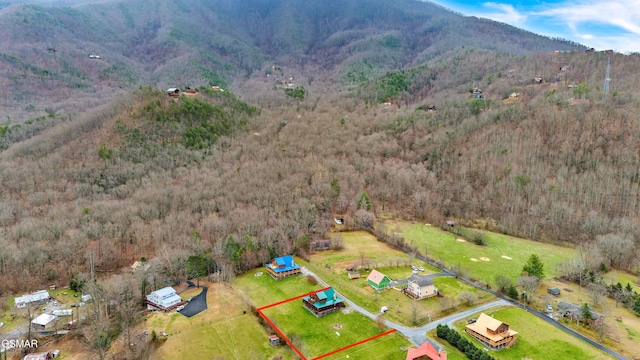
[508,284,519,299]
[633,296,640,316]
[581,303,592,326]
[522,254,545,279]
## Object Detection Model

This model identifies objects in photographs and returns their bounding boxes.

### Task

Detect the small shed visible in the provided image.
[547,288,561,296]
[348,271,360,279]
[269,334,280,346]
[167,88,181,98]
[310,240,331,251]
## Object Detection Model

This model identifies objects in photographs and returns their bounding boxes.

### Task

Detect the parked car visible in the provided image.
[53,301,59,306]
[467,318,477,324]
[417,266,425,272]
[546,304,553,313]
[411,266,418,271]
[187,296,196,302]
[176,305,185,312]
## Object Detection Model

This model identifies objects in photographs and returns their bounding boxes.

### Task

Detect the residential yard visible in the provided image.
[49,288,82,305]
[146,281,297,360]
[262,300,409,359]
[427,307,617,360]
[384,221,576,286]
[178,287,202,301]
[445,307,616,359]
[301,231,496,326]
[0,288,81,332]
[538,279,640,359]
[235,268,320,308]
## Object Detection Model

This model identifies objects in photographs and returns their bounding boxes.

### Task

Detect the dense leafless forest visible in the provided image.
[2,46,640,300]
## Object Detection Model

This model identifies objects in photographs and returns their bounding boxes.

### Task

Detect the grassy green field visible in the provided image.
[236,267,411,359]
[385,221,576,286]
[262,301,408,359]
[603,270,640,292]
[447,307,614,359]
[178,287,203,301]
[235,268,321,308]
[301,231,495,326]
[150,282,296,360]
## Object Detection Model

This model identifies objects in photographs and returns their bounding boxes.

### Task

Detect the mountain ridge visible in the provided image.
[0,0,584,124]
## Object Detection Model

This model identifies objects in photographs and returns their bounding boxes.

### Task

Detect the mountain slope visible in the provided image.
[0,0,583,124]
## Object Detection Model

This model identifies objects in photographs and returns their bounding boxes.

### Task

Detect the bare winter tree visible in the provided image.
[516,276,542,304]
[595,233,635,270]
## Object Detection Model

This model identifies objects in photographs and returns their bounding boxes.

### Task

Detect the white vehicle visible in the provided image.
[411,266,418,271]
[176,305,185,312]
[417,266,425,272]
[546,304,553,313]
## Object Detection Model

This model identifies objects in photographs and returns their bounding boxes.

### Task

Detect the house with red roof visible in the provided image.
[406,341,447,360]
[367,269,391,290]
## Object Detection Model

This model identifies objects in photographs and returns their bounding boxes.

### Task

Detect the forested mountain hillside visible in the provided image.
[2,46,640,294]
[2,0,640,308]
[0,0,582,124]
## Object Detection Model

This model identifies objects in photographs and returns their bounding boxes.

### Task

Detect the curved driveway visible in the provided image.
[180,285,208,318]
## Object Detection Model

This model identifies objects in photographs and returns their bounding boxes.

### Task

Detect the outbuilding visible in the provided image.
[31,314,58,331]
[547,287,561,296]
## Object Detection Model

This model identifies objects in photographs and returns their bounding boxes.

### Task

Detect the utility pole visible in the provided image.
[603,55,611,94]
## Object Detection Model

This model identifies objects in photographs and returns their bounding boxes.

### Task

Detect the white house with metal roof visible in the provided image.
[146,287,182,311]
[14,290,50,308]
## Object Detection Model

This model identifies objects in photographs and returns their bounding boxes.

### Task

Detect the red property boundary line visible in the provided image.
[256,286,397,360]
[312,329,397,360]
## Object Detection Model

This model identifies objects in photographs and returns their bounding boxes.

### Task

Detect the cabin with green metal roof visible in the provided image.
[302,287,345,317]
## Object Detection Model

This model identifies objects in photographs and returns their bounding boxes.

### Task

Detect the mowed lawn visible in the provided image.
[302,231,495,326]
[447,307,615,360]
[235,267,320,308]
[386,221,576,286]
[148,282,297,360]
[262,301,408,359]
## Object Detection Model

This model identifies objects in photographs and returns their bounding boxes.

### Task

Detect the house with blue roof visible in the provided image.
[265,255,301,280]
[302,287,345,317]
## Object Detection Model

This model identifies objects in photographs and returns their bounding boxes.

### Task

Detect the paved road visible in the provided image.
[179,286,208,318]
